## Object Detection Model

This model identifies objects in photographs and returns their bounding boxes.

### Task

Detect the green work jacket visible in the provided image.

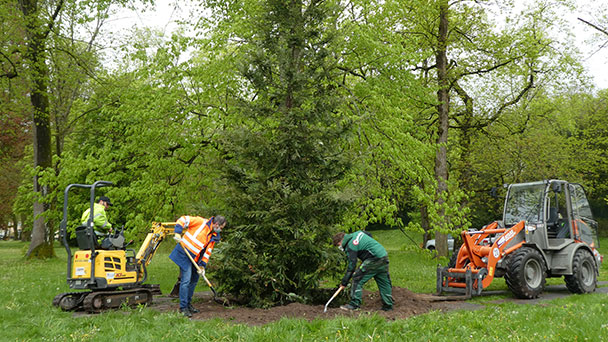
[340,231,388,285]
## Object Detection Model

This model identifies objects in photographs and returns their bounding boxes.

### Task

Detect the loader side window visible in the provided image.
[569,184,597,246]
[569,184,593,220]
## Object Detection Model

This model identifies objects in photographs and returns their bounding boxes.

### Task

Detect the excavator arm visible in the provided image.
[136,222,176,268]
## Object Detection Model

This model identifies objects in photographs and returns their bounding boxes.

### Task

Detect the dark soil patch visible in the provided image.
[151,286,461,325]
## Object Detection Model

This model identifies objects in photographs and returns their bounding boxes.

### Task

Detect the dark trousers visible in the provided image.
[350,256,393,308]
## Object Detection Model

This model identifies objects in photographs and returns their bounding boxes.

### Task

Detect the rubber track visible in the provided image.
[52,291,90,311]
[82,288,152,313]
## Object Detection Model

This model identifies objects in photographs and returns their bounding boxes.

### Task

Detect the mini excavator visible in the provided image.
[53,181,177,312]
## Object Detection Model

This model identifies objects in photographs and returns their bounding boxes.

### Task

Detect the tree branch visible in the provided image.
[578,17,608,37]
[43,0,65,39]
[0,51,18,79]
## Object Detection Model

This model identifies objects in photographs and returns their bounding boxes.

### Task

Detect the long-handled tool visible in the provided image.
[324,285,344,312]
[179,242,227,305]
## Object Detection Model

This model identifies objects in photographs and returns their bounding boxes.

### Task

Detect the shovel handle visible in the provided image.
[180,243,203,271]
[324,286,344,312]
[179,243,216,290]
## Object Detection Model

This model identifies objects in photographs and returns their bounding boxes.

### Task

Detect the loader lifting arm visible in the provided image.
[437,220,526,298]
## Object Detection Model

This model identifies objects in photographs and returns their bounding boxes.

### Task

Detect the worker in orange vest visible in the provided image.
[169,215,226,317]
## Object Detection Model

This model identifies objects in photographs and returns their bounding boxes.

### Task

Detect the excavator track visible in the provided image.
[140,283,162,295]
[53,291,90,311]
[82,288,153,313]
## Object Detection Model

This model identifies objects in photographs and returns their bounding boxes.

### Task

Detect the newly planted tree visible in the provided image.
[204,0,352,307]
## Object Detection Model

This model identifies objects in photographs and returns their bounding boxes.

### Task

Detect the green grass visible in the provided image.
[1,232,608,341]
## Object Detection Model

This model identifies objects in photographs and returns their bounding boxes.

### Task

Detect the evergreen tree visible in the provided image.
[209,0,351,307]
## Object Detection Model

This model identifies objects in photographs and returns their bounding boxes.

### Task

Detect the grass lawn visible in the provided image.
[1,230,608,341]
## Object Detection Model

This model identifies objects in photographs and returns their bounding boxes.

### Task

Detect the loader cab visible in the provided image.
[503,180,599,251]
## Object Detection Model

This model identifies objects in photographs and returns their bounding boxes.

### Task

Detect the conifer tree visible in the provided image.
[209,0,351,307]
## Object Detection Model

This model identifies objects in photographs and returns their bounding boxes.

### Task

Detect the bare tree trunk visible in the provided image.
[434,0,450,258]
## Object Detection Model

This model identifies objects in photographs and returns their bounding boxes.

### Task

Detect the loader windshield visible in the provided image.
[503,183,545,226]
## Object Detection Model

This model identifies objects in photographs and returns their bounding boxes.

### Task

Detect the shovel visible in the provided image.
[324,285,344,312]
[179,242,228,306]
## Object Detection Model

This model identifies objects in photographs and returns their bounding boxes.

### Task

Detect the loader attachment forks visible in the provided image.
[437,221,526,298]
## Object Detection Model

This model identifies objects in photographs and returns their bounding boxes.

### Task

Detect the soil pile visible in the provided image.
[151,286,457,325]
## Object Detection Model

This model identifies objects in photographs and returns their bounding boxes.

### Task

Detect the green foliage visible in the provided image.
[43,28,230,239]
[567,90,608,213]
[335,0,438,232]
[206,0,352,307]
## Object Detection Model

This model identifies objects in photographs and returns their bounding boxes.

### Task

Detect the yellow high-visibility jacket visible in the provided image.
[81,203,112,232]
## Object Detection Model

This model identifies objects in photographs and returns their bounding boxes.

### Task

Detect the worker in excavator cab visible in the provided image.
[81,196,113,233]
[170,215,226,317]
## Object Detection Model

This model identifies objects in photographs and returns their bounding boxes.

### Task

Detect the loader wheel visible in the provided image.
[505,247,546,299]
[564,249,597,294]
[447,251,469,269]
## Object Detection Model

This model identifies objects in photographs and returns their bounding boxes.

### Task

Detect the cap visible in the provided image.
[98,196,113,206]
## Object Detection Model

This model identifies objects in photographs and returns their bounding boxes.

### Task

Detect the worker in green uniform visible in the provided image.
[332,231,393,311]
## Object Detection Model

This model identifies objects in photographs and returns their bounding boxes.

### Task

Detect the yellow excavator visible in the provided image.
[52,181,177,312]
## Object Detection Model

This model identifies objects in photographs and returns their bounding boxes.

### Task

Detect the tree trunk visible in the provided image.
[434,0,450,258]
[21,0,55,258]
[420,203,430,247]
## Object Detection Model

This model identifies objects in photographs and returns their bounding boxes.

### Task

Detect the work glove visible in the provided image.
[173,233,182,243]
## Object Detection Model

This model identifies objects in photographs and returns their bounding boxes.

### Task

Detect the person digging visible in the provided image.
[332,231,393,311]
[170,215,226,317]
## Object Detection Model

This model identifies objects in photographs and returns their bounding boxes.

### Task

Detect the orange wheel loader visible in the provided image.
[437,180,602,299]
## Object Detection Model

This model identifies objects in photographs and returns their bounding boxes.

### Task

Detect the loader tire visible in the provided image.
[505,246,546,299]
[448,251,458,268]
[564,249,597,294]
[448,249,469,269]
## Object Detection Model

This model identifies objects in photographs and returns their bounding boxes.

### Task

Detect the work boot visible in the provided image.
[381,305,393,312]
[340,304,359,311]
[188,304,199,313]
[179,308,192,318]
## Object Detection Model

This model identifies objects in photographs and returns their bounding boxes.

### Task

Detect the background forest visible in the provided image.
[1,0,608,306]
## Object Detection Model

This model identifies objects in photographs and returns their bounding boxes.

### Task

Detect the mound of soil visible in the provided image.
[151,287,457,325]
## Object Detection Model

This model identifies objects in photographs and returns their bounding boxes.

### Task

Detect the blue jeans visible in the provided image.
[179,264,200,310]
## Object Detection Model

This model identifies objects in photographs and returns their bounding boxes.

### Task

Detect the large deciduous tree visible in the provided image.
[12,0,150,258]
[402,0,585,256]
[19,0,58,257]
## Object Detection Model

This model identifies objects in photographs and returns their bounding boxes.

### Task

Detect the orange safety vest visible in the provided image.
[176,215,217,265]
